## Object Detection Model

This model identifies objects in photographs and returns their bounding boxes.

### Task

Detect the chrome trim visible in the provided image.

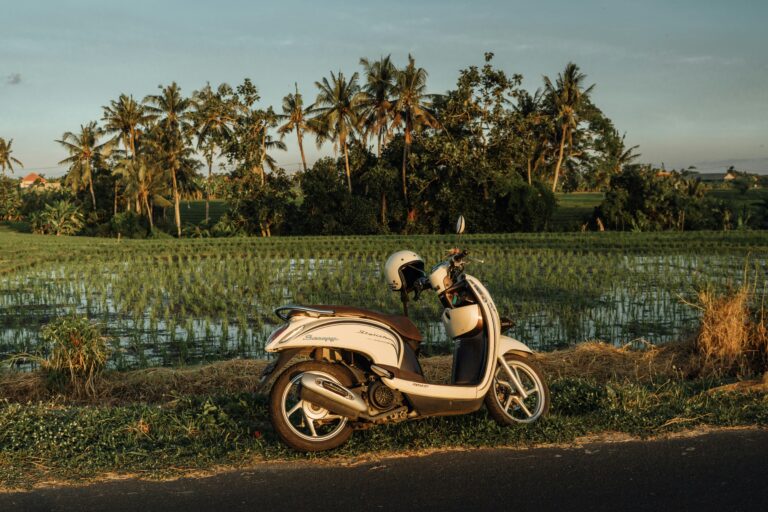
[370,364,394,379]
[274,305,336,321]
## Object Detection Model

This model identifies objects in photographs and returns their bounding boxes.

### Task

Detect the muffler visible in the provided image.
[300,373,368,420]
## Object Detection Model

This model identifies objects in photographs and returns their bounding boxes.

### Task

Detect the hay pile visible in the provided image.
[691,285,768,377]
[1,343,696,405]
[415,342,695,385]
[534,341,694,382]
[0,359,269,405]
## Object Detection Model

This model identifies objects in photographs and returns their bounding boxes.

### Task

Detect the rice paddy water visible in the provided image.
[1,229,767,369]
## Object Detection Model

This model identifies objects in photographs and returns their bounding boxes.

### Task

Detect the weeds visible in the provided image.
[5,316,110,397]
[0,377,765,489]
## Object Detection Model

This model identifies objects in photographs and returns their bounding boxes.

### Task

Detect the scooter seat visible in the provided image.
[304,304,423,342]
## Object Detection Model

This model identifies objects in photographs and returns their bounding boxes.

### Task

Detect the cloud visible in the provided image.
[6,73,21,85]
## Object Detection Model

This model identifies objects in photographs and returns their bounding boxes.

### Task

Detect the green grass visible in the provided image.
[551,192,604,230]
[0,377,765,488]
[708,188,768,216]
[551,188,768,230]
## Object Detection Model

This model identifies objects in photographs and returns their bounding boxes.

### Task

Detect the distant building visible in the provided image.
[19,172,60,190]
[20,172,47,189]
[692,170,738,183]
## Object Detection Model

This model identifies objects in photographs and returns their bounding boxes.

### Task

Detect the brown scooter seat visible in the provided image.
[305,304,422,342]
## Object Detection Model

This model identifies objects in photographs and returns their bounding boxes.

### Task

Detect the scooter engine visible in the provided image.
[369,380,401,410]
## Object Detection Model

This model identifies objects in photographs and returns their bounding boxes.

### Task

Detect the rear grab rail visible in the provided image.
[274,305,336,321]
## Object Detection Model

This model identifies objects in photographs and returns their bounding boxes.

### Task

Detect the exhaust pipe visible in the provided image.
[300,373,368,420]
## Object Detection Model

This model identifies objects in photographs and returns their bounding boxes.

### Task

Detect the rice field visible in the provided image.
[1,227,767,369]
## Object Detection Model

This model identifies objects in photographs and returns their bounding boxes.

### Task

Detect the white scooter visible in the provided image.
[260,217,549,451]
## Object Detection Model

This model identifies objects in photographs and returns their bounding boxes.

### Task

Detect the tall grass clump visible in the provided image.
[34,316,110,397]
[690,281,768,377]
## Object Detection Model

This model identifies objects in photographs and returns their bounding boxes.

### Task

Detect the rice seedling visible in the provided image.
[1,228,767,369]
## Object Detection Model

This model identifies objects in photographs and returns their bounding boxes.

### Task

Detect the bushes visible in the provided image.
[35,316,111,397]
[110,211,147,238]
[30,200,85,236]
[495,180,557,232]
[595,167,727,231]
[0,177,23,221]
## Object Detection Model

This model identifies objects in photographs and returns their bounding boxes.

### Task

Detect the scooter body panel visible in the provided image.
[265,315,404,368]
[385,275,503,404]
[264,277,534,416]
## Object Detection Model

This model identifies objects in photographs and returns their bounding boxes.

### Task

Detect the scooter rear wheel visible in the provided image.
[269,361,355,452]
[485,353,549,425]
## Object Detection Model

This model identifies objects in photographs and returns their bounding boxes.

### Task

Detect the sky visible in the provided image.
[2,0,767,177]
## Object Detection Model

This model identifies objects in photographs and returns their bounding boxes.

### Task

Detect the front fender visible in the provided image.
[498,335,533,357]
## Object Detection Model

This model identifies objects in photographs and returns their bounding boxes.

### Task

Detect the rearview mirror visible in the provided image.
[456,215,465,235]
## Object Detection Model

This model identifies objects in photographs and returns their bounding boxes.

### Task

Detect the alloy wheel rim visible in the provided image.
[492,360,545,423]
[281,371,349,442]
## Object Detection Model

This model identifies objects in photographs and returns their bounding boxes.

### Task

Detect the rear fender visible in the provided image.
[257,347,310,392]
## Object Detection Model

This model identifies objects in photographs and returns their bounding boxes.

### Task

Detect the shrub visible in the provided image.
[111,211,146,238]
[595,167,726,231]
[30,200,84,236]
[38,316,111,397]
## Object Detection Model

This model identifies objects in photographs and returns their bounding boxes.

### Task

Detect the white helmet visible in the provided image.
[384,250,425,291]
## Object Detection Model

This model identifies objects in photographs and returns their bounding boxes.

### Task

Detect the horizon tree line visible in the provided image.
[4,53,642,236]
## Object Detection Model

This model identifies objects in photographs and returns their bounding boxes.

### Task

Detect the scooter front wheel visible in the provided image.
[269,361,355,452]
[485,353,549,425]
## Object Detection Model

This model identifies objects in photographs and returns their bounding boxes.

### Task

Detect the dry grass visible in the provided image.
[534,340,695,382]
[1,342,700,405]
[0,359,270,405]
[689,284,768,377]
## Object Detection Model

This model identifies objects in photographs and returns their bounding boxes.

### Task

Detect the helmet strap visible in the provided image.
[400,288,410,317]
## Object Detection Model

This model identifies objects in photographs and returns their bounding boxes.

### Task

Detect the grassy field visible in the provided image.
[179,199,227,226]
[551,192,604,230]
[2,227,767,369]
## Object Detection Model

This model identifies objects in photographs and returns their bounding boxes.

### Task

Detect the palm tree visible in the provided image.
[515,90,550,185]
[102,94,153,214]
[543,62,595,192]
[143,82,192,237]
[609,130,640,174]
[359,55,397,156]
[0,138,23,175]
[114,155,171,230]
[312,71,362,193]
[102,94,152,158]
[391,55,438,203]
[278,83,313,172]
[56,122,113,208]
[193,83,235,222]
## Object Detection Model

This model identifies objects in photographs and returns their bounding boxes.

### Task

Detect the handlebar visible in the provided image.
[452,249,469,262]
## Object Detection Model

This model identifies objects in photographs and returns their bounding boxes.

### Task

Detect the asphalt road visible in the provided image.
[3,429,767,512]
